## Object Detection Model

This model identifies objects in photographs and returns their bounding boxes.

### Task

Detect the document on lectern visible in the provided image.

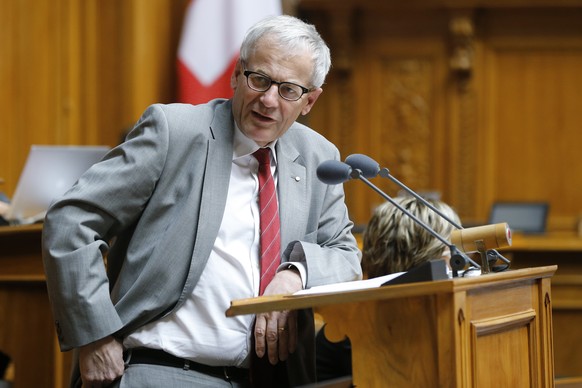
[293,272,404,296]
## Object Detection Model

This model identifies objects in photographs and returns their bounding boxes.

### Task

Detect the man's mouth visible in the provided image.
[252,111,275,123]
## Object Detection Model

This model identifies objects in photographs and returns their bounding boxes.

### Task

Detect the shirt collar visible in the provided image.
[233,122,278,163]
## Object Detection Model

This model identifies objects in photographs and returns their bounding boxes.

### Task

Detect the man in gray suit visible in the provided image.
[43,15,361,388]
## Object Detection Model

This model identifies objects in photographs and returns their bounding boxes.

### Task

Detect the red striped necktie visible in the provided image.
[253,148,281,295]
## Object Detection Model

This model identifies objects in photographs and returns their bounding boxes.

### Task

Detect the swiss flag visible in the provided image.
[177,0,282,104]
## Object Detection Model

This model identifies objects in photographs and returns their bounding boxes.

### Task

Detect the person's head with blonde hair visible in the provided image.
[362,196,461,279]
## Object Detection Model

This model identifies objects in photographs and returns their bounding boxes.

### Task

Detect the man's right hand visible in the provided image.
[79,336,124,388]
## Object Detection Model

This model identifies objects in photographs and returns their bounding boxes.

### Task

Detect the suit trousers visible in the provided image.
[111,364,250,388]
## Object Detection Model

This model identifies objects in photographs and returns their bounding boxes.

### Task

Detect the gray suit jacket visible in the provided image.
[42,99,361,385]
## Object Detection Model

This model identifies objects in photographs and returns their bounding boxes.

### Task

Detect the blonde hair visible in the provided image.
[362,197,461,279]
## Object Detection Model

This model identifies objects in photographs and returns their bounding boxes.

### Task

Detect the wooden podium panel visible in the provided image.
[0,224,72,388]
[504,233,582,381]
[228,266,556,387]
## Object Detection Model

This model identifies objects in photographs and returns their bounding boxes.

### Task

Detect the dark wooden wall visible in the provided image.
[298,1,582,230]
[2,0,582,228]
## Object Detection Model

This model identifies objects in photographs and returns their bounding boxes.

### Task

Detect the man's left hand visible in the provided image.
[254,269,302,365]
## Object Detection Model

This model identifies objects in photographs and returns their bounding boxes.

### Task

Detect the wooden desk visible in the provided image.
[0,223,567,386]
[502,232,582,380]
[228,266,557,387]
[0,224,71,388]
[510,232,582,254]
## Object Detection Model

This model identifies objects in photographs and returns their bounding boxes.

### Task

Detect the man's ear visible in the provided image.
[231,60,243,89]
[301,87,323,116]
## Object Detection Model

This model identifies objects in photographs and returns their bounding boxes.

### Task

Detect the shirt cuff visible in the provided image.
[277,262,307,289]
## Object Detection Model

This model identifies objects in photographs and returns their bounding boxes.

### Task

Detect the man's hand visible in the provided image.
[79,335,124,388]
[254,268,303,365]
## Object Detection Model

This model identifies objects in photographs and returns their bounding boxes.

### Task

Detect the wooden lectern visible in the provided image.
[227,266,557,387]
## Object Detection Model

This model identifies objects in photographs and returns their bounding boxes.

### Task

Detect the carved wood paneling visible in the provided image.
[3,0,582,231]
[448,12,479,219]
[377,59,433,197]
[305,8,451,225]
[299,3,582,230]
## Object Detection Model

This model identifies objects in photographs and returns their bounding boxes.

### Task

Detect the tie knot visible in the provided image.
[253,148,271,166]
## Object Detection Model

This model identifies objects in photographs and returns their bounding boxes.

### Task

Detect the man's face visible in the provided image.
[230,38,323,146]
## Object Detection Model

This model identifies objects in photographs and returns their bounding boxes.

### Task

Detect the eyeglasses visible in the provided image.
[243,70,310,101]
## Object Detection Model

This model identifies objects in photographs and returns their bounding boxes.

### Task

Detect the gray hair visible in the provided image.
[362,197,461,279]
[239,15,331,88]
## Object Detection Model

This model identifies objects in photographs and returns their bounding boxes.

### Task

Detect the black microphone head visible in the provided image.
[316,160,353,185]
[345,154,380,178]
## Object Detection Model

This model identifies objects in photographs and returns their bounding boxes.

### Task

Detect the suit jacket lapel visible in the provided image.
[276,138,308,253]
[178,101,235,303]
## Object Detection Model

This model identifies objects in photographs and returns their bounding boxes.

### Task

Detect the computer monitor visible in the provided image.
[489,202,549,234]
[5,145,109,224]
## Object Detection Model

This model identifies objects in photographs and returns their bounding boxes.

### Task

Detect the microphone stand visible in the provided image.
[350,169,480,277]
[377,167,511,272]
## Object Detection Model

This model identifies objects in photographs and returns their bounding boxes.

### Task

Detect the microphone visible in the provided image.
[450,223,512,253]
[346,153,462,227]
[316,160,479,276]
[316,160,353,185]
[344,153,380,179]
[344,153,511,273]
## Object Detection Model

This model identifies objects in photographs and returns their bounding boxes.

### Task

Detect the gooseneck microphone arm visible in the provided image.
[344,153,510,270]
[350,170,449,247]
[379,168,462,228]
[348,168,481,273]
[383,167,510,267]
[346,154,463,228]
[379,166,510,267]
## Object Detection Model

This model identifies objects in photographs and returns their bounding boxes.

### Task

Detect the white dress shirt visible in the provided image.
[124,124,294,368]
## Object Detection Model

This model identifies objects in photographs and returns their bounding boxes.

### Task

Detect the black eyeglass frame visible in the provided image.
[243,70,311,101]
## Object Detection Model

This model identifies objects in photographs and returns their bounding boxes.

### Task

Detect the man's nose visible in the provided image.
[260,84,280,105]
